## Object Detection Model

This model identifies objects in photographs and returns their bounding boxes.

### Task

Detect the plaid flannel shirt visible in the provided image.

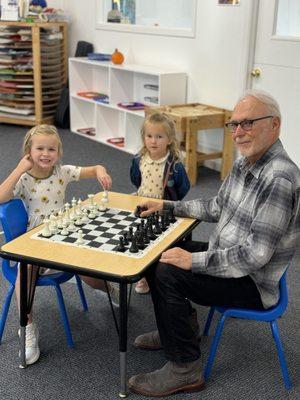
[167,140,300,308]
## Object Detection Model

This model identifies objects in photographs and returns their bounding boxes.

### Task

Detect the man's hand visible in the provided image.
[17,154,34,174]
[137,200,163,218]
[159,247,192,270]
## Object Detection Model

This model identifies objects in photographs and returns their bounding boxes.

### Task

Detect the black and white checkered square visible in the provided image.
[31,207,180,258]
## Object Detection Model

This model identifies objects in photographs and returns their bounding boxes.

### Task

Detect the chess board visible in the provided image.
[30,207,182,258]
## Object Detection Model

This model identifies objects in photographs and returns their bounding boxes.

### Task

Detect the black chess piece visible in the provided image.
[163,210,170,227]
[116,236,126,252]
[129,235,139,253]
[147,222,156,240]
[135,206,142,218]
[136,232,146,250]
[123,231,129,245]
[143,227,150,244]
[154,216,162,235]
[134,205,148,218]
[127,226,133,241]
[160,214,167,231]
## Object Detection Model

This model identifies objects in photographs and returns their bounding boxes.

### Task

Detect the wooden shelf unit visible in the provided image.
[0,21,67,126]
[146,103,234,185]
[69,57,187,155]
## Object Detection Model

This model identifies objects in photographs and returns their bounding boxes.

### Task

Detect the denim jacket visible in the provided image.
[130,154,190,201]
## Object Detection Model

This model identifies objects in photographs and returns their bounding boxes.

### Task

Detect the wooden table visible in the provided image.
[146,103,234,185]
[0,192,198,398]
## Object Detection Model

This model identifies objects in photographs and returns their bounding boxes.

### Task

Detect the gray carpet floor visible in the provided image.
[0,124,299,400]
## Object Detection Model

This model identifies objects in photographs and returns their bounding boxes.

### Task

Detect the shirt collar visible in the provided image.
[238,139,283,179]
[144,151,170,165]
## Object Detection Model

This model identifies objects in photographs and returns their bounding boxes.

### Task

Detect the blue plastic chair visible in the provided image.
[203,266,292,389]
[0,199,88,348]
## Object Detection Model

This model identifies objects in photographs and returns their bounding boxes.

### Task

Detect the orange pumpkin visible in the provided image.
[111,49,124,65]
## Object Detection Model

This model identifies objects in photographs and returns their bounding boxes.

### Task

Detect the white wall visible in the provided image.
[51,0,257,170]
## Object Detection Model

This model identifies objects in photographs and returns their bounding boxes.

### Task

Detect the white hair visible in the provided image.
[239,89,281,120]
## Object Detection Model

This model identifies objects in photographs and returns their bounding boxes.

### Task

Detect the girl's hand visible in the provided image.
[159,247,192,270]
[17,154,33,174]
[96,167,112,190]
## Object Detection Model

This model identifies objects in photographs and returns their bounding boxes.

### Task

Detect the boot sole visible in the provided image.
[128,378,205,397]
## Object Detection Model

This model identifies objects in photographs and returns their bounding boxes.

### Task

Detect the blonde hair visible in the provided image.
[22,124,63,158]
[140,113,181,161]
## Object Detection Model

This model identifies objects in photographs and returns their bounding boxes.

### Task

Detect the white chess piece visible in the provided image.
[77,199,82,216]
[102,190,108,203]
[89,208,96,219]
[92,204,99,217]
[81,208,90,223]
[57,210,64,229]
[75,229,85,245]
[41,218,52,237]
[60,222,69,236]
[67,217,77,232]
[98,198,107,212]
[88,194,95,209]
[65,203,70,223]
[49,214,58,234]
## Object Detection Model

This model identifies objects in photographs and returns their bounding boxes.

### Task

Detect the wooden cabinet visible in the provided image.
[69,57,186,155]
[146,104,234,185]
[0,21,67,126]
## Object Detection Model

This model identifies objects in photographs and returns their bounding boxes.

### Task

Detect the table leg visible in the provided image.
[119,282,128,398]
[185,119,198,186]
[19,261,28,369]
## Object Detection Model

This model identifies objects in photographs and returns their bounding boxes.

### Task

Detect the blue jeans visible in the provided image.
[145,241,263,363]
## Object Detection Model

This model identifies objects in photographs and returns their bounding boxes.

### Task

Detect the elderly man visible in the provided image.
[128,90,300,397]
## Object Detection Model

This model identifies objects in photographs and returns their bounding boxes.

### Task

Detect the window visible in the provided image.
[95,0,197,38]
[275,0,300,37]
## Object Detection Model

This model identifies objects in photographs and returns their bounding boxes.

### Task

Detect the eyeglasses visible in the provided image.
[225,115,273,133]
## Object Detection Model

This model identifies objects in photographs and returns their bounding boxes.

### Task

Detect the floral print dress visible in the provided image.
[13,165,81,229]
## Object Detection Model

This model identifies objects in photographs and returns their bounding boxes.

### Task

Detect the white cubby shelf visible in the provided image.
[69,57,187,154]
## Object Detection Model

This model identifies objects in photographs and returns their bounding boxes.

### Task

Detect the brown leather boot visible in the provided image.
[134,310,200,350]
[128,359,205,397]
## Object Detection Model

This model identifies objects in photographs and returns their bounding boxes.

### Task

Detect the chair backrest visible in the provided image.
[0,199,28,242]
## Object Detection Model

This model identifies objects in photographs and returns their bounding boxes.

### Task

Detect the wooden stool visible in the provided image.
[146,104,234,186]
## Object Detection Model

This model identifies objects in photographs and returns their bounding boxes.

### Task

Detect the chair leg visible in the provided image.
[53,284,74,348]
[203,307,215,336]
[204,314,226,381]
[270,320,292,389]
[74,275,88,311]
[0,284,15,344]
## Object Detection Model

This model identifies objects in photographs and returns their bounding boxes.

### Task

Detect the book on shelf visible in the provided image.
[106,137,124,147]
[117,101,145,111]
[77,127,96,136]
[77,91,109,103]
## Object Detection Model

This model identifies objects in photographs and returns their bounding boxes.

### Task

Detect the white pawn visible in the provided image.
[60,221,69,236]
[67,217,77,232]
[41,218,51,237]
[81,208,90,223]
[75,229,85,245]
[89,208,96,219]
